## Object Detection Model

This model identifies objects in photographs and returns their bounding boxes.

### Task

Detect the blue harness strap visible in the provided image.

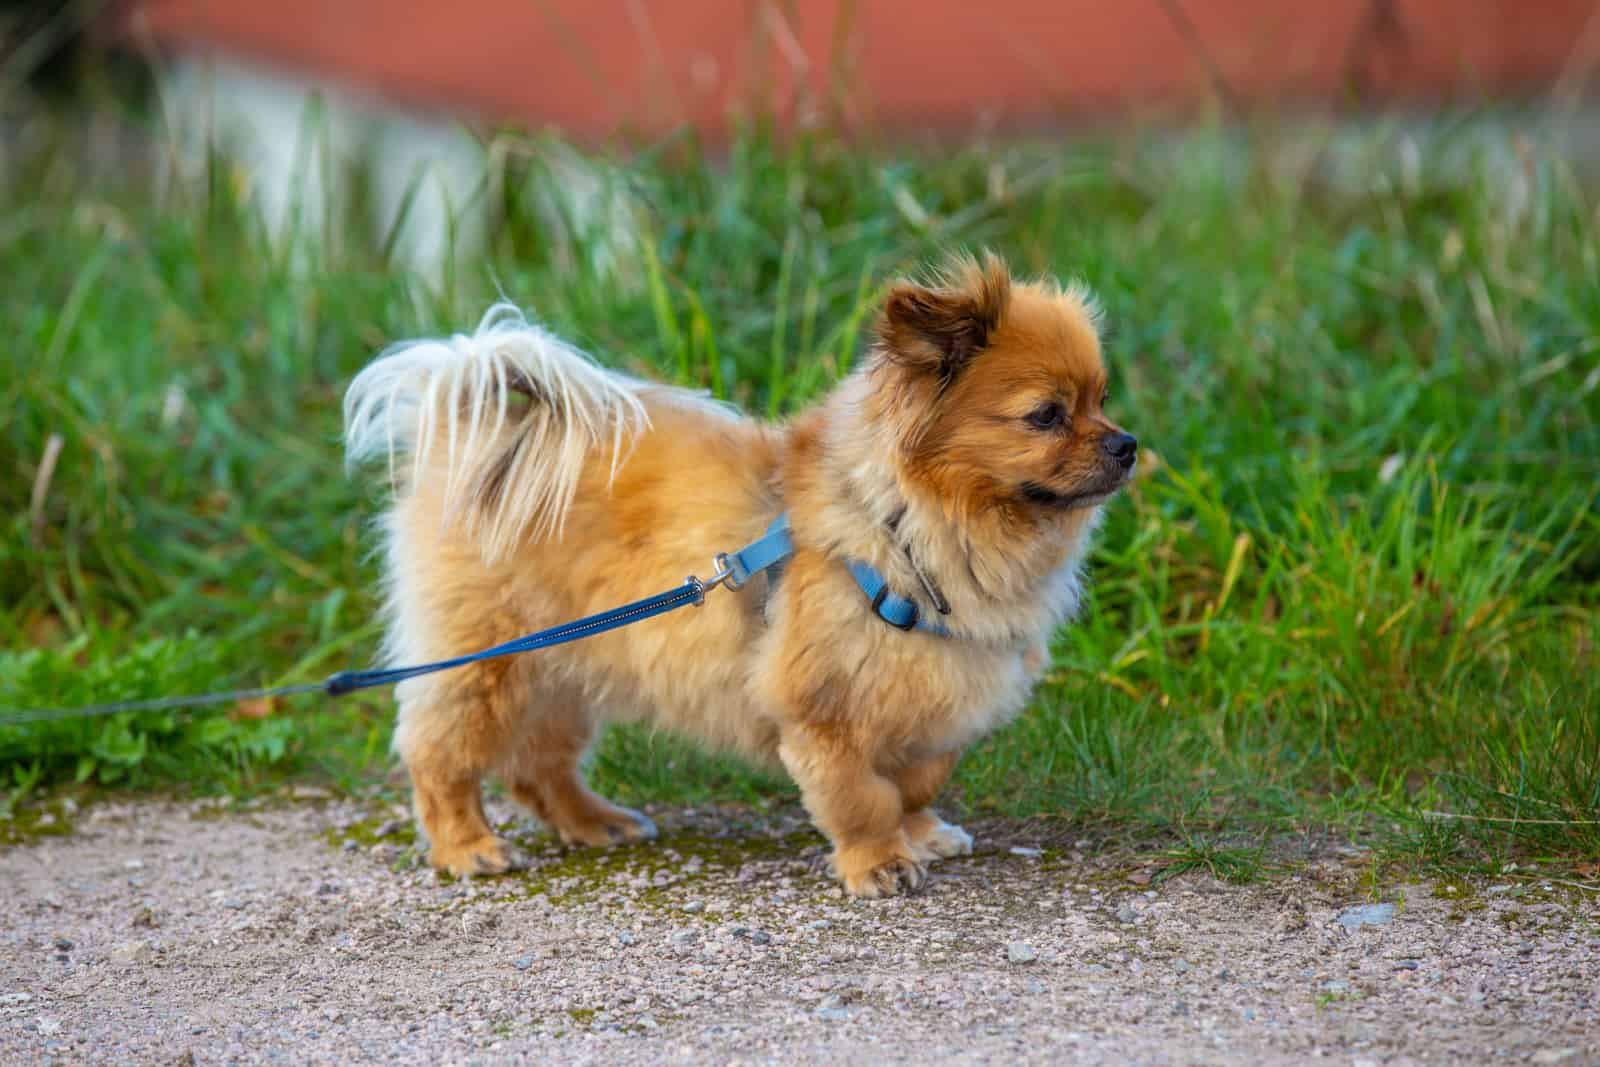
[723,514,794,588]
[726,513,948,636]
[845,559,949,635]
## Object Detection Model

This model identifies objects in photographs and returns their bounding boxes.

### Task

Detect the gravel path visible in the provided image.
[2,794,1596,1065]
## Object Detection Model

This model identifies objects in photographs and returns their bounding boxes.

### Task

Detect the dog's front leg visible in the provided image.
[777,725,925,899]
[893,752,975,864]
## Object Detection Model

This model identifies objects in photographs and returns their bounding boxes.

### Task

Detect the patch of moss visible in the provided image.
[0,800,77,847]
[1433,883,1478,915]
[1313,989,1359,1012]
[320,813,419,850]
[502,828,819,910]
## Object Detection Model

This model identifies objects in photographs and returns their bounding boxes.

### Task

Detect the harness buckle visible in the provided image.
[870,585,919,631]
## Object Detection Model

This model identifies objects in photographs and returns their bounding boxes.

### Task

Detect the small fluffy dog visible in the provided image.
[344,252,1136,897]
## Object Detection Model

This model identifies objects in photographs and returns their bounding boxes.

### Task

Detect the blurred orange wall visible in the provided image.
[126,1,1600,135]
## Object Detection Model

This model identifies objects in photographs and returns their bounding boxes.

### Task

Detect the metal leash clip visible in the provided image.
[687,552,739,606]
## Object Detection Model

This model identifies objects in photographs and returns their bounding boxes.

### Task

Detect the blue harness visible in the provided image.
[719,514,949,635]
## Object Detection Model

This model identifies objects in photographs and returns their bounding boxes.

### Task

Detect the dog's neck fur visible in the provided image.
[793,369,1099,643]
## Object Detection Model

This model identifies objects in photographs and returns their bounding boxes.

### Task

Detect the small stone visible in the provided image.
[1174,958,1191,974]
[1394,959,1420,971]
[637,1014,659,1030]
[681,900,705,914]
[1319,980,1350,994]
[807,920,831,931]
[512,956,532,971]
[1026,981,1047,995]
[342,840,358,853]
[223,898,245,911]
[1336,903,1395,931]
[111,941,153,966]
[1006,941,1038,964]
[130,908,158,929]
[670,929,699,946]
[616,931,637,947]
[374,819,405,839]
[815,995,851,1021]
[36,1016,60,1036]
[122,859,144,871]
[1115,903,1138,924]
[1009,846,1044,858]
[1530,1050,1579,1065]
[51,938,72,952]
[750,929,773,946]
[0,993,33,1006]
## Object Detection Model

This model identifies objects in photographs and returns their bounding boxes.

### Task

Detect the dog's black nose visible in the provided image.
[1102,432,1138,467]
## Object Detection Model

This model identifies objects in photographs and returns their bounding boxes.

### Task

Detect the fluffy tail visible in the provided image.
[343,303,649,561]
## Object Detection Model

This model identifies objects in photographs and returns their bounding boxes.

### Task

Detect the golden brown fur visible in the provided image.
[345,252,1136,897]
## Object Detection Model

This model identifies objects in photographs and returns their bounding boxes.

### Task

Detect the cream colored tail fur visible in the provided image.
[343,303,649,561]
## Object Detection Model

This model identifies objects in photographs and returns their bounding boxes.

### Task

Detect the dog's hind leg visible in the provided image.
[499,695,657,848]
[394,660,529,877]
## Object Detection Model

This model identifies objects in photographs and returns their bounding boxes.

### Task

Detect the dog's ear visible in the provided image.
[877,250,1010,382]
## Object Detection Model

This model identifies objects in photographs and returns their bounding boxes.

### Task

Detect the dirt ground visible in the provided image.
[1,794,1596,1066]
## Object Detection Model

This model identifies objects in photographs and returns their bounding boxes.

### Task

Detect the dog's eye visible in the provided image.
[1101,387,1110,407]
[1025,402,1066,431]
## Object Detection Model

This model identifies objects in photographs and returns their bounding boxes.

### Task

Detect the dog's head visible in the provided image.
[868,251,1136,523]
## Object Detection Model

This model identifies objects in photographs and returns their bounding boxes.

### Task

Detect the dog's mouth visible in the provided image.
[1018,466,1133,511]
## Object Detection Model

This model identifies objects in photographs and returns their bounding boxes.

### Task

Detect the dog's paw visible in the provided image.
[832,844,927,899]
[909,819,974,863]
[555,806,658,849]
[430,835,522,877]
[849,856,927,899]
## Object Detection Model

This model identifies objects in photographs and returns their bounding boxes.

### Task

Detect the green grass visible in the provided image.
[2,109,1597,874]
